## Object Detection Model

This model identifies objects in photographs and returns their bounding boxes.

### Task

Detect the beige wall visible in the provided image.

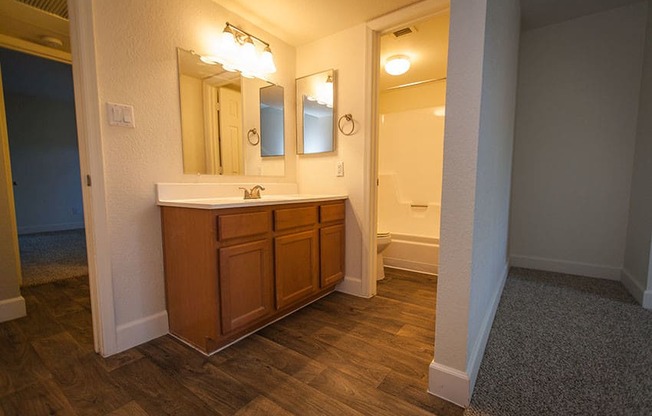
[179,74,205,174]
[295,24,373,296]
[0,70,24,322]
[89,0,296,349]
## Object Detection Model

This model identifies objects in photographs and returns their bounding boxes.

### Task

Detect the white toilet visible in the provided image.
[376,231,392,280]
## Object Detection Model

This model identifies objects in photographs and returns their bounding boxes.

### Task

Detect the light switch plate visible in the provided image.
[107,102,135,128]
[336,161,344,177]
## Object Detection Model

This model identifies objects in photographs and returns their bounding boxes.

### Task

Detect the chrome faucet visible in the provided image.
[239,185,265,199]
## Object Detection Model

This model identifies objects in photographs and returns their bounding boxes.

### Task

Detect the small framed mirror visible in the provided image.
[296,69,335,154]
[260,85,284,157]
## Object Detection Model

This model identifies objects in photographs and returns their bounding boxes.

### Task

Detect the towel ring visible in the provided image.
[337,114,355,136]
[247,128,260,145]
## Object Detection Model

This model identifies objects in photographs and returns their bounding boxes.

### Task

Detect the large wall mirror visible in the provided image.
[177,48,285,176]
[296,69,335,154]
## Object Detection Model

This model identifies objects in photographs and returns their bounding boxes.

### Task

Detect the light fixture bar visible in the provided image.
[225,22,269,47]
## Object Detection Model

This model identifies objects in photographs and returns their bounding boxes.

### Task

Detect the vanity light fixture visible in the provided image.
[384,55,411,76]
[202,22,277,80]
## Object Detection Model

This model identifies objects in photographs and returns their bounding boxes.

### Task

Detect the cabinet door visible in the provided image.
[275,230,319,309]
[320,224,345,287]
[219,239,273,334]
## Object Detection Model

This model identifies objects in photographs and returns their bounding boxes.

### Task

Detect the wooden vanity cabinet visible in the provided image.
[160,199,345,354]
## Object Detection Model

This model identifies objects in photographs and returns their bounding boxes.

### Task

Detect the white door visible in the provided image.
[218,88,243,175]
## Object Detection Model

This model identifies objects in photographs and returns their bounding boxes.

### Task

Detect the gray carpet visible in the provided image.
[18,229,88,287]
[465,268,652,416]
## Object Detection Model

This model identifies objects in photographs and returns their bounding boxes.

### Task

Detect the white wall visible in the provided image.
[623,0,652,309]
[377,82,445,238]
[430,0,520,406]
[509,3,647,280]
[87,0,296,353]
[295,24,372,296]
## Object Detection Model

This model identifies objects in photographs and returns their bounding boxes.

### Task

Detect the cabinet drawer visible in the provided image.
[320,203,345,223]
[274,206,318,231]
[218,211,270,240]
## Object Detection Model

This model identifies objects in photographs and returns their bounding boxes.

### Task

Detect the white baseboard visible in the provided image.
[18,222,85,235]
[384,257,438,275]
[336,275,370,297]
[428,262,508,407]
[428,361,471,407]
[510,254,621,280]
[0,296,26,323]
[621,268,652,309]
[467,262,509,390]
[115,310,169,353]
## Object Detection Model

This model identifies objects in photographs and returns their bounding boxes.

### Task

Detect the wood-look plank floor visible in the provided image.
[0,269,463,415]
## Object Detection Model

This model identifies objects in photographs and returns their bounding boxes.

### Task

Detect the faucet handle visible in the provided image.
[239,187,251,199]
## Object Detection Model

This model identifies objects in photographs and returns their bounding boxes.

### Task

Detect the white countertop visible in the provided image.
[157,194,348,209]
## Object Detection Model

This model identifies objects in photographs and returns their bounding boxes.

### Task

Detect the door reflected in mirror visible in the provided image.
[177,48,285,176]
[296,69,335,154]
[260,85,284,157]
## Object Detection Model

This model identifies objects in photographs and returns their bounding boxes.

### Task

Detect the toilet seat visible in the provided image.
[377,231,391,238]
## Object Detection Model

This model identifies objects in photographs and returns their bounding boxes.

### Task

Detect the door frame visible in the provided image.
[0,0,117,355]
[67,0,116,355]
[365,0,449,297]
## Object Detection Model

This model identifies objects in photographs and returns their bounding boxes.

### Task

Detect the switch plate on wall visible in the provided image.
[336,161,344,177]
[107,102,135,128]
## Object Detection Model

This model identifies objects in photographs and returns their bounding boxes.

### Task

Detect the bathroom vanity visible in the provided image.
[158,195,346,354]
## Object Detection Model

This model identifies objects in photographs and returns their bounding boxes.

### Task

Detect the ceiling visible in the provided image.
[0,0,644,88]
[520,0,644,30]
[211,0,424,46]
[379,11,449,91]
[0,0,70,52]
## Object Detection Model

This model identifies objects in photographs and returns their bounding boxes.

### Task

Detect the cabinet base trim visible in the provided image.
[171,290,335,357]
[116,310,169,353]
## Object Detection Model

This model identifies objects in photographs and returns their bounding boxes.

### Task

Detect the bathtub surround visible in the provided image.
[510,3,647,282]
[383,233,439,275]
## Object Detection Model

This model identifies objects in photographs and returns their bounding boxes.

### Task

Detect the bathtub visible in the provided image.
[383,233,439,275]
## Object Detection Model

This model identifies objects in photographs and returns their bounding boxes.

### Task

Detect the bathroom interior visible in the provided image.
[376,10,448,281]
[0,0,456,355]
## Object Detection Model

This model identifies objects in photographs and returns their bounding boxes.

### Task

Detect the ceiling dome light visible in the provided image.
[384,55,411,76]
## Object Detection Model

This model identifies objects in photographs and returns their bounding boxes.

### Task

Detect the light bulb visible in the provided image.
[260,46,277,74]
[384,55,411,76]
[217,25,238,68]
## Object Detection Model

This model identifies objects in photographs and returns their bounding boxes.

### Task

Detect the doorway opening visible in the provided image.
[0,48,88,288]
[372,10,449,294]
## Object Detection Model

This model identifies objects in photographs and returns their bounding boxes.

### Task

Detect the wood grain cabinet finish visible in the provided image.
[320,224,345,287]
[219,239,273,333]
[160,199,346,354]
[275,230,319,309]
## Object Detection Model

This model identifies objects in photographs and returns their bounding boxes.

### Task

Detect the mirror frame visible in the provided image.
[296,69,336,155]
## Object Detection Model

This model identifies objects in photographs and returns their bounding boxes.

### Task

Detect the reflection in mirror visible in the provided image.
[177,48,285,176]
[296,69,335,154]
[260,85,284,157]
